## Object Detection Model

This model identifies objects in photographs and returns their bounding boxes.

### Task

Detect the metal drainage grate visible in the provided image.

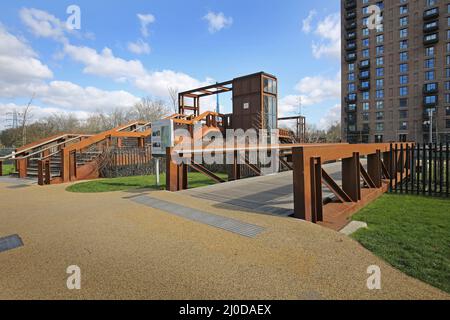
[131,195,265,238]
[0,234,24,253]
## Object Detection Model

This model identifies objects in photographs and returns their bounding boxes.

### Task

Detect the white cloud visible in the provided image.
[279,73,341,117]
[203,11,233,33]
[0,24,53,85]
[303,12,341,59]
[127,39,151,55]
[302,10,316,33]
[19,8,211,99]
[63,43,211,97]
[63,43,147,81]
[137,13,155,38]
[318,104,341,130]
[19,8,67,41]
[0,26,140,118]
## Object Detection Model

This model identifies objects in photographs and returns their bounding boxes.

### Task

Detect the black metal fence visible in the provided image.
[390,143,449,197]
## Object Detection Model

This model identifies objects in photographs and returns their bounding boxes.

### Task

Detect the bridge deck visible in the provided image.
[182,162,344,220]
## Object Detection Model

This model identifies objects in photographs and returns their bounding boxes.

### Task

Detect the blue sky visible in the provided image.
[0,0,341,129]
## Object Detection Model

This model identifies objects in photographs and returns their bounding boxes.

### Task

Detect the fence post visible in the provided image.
[342,152,361,202]
[0,160,3,176]
[368,150,382,188]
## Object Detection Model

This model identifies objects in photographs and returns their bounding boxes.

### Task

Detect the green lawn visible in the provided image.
[66,172,228,193]
[352,194,450,294]
[1,164,14,176]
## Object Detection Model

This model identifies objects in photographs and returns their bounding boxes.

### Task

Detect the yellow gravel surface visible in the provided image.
[0,181,448,300]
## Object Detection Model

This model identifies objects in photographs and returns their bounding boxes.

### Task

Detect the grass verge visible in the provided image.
[66,172,228,193]
[1,164,14,176]
[352,194,450,294]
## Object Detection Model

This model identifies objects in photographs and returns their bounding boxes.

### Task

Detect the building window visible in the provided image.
[362,112,369,121]
[362,49,369,58]
[425,95,437,104]
[376,101,384,109]
[400,5,408,15]
[425,46,435,57]
[400,75,408,85]
[348,73,355,81]
[400,40,408,50]
[263,78,277,94]
[376,67,384,77]
[425,58,435,68]
[376,57,384,66]
[376,123,384,132]
[376,46,384,55]
[399,110,408,119]
[399,122,408,130]
[362,38,369,47]
[400,28,408,38]
[376,79,384,88]
[375,135,383,143]
[400,86,408,96]
[348,83,356,92]
[362,92,370,100]
[399,17,408,26]
[376,112,384,121]
[399,98,408,108]
[399,63,408,73]
[362,102,370,111]
[425,70,435,80]
[400,52,408,61]
[446,107,450,116]
[376,34,384,44]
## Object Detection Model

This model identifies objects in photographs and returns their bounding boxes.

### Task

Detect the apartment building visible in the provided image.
[341,0,450,143]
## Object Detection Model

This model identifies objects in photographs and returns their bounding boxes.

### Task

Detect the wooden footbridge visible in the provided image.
[165,142,414,229]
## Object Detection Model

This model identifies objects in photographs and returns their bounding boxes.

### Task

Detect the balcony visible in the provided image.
[423,8,439,20]
[423,96,438,107]
[346,11,357,21]
[345,53,357,62]
[345,42,357,51]
[344,0,356,10]
[345,95,357,103]
[358,71,370,80]
[359,83,371,91]
[346,32,356,41]
[359,60,370,69]
[345,21,357,30]
[423,83,438,94]
[423,21,439,33]
[424,33,439,45]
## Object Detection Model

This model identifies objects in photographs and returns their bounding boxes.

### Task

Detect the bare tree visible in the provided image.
[167,87,179,114]
[129,97,170,123]
[20,93,35,146]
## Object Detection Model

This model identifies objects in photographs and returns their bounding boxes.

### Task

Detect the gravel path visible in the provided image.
[0,180,448,300]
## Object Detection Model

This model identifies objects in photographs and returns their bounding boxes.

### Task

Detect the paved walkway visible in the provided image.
[182,162,343,217]
[0,179,448,300]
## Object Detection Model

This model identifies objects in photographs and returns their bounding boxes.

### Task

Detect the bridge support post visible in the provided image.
[166,148,187,192]
[229,150,241,181]
[310,157,323,223]
[293,147,313,221]
[17,158,27,179]
[368,150,382,188]
[342,152,361,202]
